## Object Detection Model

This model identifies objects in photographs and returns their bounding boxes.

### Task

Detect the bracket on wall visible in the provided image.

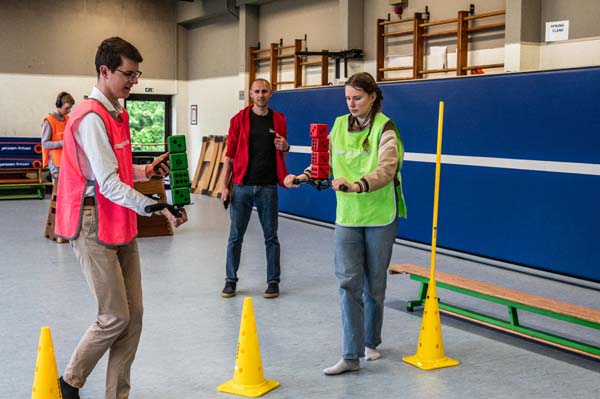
[295,49,363,79]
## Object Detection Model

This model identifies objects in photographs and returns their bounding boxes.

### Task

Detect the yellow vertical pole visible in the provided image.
[430,101,444,280]
[403,101,459,370]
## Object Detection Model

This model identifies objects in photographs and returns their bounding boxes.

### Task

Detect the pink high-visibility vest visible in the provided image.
[55,99,137,245]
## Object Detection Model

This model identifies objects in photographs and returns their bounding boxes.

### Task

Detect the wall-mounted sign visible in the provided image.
[190,104,198,125]
[545,20,569,42]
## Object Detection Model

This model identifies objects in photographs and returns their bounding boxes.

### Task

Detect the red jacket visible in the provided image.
[226,106,288,186]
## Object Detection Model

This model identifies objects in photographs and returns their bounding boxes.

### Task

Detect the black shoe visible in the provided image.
[221,281,236,298]
[59,376,80,399]
[263,283,279,298]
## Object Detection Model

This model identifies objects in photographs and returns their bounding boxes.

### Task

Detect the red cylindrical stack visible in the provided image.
[309,123,329,179]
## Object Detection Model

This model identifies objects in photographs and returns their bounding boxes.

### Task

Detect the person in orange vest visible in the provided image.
[54,37,188,399]
[41,91,74,181]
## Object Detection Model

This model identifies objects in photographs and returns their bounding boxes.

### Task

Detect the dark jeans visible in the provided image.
[225,184,281,284]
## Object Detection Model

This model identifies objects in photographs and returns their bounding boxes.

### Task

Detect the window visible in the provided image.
[124,94,172,157]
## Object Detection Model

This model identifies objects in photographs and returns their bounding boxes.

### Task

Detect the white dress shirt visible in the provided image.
[76,87,155,216]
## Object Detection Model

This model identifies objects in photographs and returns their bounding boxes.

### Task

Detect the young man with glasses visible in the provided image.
[55,36,187,399]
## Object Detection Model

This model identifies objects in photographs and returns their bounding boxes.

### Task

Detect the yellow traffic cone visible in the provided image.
[403,281,460,370]
[217,297,280,397]
[403,101,459,370]
[32,326,61,399]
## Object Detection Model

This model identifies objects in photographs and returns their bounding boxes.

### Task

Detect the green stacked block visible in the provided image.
[171,170,190,188]
[167,135,190,206]
[172,187,191,205]
[168,135,187,153]
[169,153,188,171]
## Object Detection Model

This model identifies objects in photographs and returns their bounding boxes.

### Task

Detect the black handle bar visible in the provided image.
[292,178,348,192]
[144,203,183,217]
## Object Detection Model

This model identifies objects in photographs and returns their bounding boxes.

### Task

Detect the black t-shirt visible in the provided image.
[243,110,278,185]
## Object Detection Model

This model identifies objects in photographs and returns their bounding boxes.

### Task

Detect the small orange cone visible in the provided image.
[403,281,460,370]
[32,326,61,399]
[217,297,279,397]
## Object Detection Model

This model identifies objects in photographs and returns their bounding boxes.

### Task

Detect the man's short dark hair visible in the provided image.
[95,37,143,77]
[251,78,271,90]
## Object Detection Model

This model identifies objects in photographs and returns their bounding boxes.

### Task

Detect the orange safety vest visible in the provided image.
[55,99,137,245]
[41,114,68,167]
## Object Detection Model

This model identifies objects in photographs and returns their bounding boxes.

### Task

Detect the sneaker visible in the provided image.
[323,358,360,375]
[221,282,236,298]
[365,346,381,361]
[263,283,279,298]
[59,376,80,399]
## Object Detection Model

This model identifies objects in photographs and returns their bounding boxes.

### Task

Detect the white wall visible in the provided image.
[0,74,95,137]
[0,70,209,179]
[505,37,600,73]
[539,37,600,69]
[0,73,183,136]
[186,75,245,175]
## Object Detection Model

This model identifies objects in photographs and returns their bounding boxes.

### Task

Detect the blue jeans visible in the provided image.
[334,219,398,359]
[48,158,59,181]
[225,184,281,284]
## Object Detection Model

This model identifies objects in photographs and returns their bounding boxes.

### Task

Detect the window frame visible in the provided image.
[124,93,172,158]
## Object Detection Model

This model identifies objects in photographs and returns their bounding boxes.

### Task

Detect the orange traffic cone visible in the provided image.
[217,297,280,397]
[31,326,61,399]
[403,281,460,370]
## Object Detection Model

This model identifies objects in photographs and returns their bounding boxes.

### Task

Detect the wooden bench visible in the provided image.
[0,168,46,199]
[389,263,600,360]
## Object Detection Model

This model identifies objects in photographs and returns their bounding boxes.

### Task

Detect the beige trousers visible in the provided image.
[63,205,143,399]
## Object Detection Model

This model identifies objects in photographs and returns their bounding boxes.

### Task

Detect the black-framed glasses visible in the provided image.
[116,69,143,81]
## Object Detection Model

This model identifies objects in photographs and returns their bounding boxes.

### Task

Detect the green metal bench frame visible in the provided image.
[0,184,45,200]
[399,270,600,359]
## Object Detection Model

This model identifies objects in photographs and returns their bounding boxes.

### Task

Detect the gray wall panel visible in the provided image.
[541,0,600,40]
[187,14,239,80]
[0,0,177,79]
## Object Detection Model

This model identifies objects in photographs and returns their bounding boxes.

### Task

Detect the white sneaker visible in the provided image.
[365,347,381,361]
[323,358,360,375]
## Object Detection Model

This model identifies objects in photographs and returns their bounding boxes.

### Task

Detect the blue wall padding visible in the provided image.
[272,67,600,282]
[0,158,43,168]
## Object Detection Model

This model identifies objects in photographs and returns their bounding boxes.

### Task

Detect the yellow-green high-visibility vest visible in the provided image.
[330,112,407,226]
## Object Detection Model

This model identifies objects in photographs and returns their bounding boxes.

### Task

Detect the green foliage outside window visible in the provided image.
[128,101,166,152]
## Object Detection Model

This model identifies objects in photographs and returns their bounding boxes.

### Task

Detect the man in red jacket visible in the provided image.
[220,79,289,299]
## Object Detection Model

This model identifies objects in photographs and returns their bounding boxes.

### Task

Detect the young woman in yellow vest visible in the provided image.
[41,91,75,181]
[284,72,407,375]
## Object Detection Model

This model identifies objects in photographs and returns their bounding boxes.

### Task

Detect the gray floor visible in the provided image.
[1,194,599,399]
